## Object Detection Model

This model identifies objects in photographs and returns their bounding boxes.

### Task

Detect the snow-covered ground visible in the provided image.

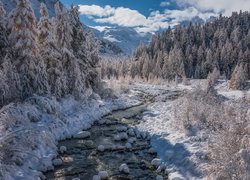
[1,79,249,179]
[0,91,141,179]
[131,80,250,180]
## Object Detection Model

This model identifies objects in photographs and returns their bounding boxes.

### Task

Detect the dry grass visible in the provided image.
[173,84,250,179]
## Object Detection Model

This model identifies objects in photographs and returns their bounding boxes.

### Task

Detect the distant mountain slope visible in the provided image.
[92,26,152,56]
[2,0,151,57]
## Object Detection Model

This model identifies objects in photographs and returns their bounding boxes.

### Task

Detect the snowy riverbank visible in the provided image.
[0,91,141,179]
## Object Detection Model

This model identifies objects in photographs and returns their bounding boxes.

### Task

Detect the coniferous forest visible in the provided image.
[0,0,101,108]
[101,11,250,89]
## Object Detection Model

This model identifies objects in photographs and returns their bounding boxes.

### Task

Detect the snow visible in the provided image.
[215,80,250,99]
[119,163,130,174]
[0,91,140,179]
[131,82,207,179]
[2,79,249,179]
[130,80,250,179]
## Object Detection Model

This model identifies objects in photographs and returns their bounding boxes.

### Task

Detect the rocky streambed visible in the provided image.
[45,92,167,180]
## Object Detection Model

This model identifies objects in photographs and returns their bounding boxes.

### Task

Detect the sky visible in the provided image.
[61,0,250,34]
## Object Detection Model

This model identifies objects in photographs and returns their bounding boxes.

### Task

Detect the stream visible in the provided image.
[45,91,168,180]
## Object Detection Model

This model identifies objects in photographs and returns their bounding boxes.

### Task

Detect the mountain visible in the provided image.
[91,26,152,56]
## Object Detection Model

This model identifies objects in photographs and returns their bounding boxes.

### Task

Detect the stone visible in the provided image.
[92,175,101,180]
[156,175,163,180]
[114,134,121,141]
[151,158,161,167]
[72,178,80,180]
[117,126,127,132]
[97,145,105,152]
[148,148,156,154]
[52,159,63,166]
[98,119,106,125]
[98,171,109,179]
[128,137,137,144]
[141,132,147,139]
[59,146,67,154]
[125,142,132,150]
[73,131,90,139]
[127,128,135,136]
[119,132,128,140]
[119,163,130,174]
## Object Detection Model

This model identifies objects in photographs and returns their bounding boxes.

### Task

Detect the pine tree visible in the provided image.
[54,2,72,52]
[230,64,248,90]
[8,0,49,98]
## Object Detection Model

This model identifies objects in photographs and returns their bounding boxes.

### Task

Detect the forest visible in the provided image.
[101,11,250,90]
[0,0,102,108]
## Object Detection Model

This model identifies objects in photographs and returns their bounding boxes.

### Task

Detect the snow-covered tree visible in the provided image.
[37,3,54,46]
[54,2,72,51]
[229,63,248,90]
[8,0,50,98]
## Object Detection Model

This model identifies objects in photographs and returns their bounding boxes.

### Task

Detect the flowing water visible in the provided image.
[45,92,167,180]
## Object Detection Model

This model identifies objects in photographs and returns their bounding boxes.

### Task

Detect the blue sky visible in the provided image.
[61,0,250,34]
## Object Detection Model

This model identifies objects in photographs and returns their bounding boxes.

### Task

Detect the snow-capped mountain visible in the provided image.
[91,26,152,56]
[2,0,151,57]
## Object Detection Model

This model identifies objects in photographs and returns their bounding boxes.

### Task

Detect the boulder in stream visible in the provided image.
[73,131,90,139]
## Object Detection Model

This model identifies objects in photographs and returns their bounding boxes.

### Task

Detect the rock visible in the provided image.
[119,132,128,140]
[114,134,121,141]
[151,158,161,167]
[97,145,105,152]
[135,130,141,138]
[59,146,67,154]
[156,164,166,173]
[116,145,126,150]
[128,137,137,144]
[111,145,117,150]
[148,148,156,154]
[67,167,73,172]
[73,131,90,139]
[105,120,112,125]
[52,158,63,166]
[47,165,54,171]
[98,119,106,125]
[156,175,163,180]
[36,171,46,180]
[141,132,147,139]
[125,142,132,150]
[117,126,127,132]
[98,171,109,179]
[92,175,101,180]
[72,178,80,180]
[127,128,135,136]
[121,118,128,122]
[119,163,130,174]
[114,133,128,141]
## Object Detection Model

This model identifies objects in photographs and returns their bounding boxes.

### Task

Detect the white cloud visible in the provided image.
[78,5,115,17]
[95,7,147,27]
[78,5,170,33]
[160,1,170,7]
[175,0,250,16]
[77,3,219,34]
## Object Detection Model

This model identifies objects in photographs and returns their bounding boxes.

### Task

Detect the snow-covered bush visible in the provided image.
[174,85,250,179]
[173,85,222,135]
[229,63,248,90]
